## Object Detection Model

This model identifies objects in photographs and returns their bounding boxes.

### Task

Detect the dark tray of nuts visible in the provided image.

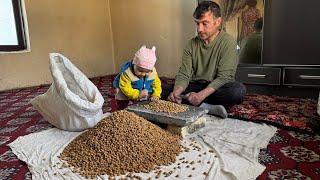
[126,100,207,126]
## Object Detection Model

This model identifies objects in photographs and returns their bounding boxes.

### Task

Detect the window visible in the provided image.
[0,0,27,51]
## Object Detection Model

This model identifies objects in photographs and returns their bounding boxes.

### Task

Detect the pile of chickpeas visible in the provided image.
[59,110,181,179]
[144,99,188,113]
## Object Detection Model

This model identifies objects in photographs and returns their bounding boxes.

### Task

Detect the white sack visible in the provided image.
[31,53,104,131]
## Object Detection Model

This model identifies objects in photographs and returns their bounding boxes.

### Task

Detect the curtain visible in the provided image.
[219,0,247,31]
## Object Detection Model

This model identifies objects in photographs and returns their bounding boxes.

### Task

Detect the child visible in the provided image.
[113,45,162,103]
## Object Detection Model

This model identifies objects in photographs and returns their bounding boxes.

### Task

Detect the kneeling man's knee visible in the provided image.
[230,82,246,104]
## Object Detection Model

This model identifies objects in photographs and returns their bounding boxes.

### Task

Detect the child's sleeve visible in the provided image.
[119,73,140,100]
[151,74,162,98]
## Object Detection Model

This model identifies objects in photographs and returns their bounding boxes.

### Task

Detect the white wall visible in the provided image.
[0,0,115,91]
[110,0,197,77]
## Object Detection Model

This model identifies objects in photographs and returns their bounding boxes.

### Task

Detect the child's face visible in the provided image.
[133,65,152,78]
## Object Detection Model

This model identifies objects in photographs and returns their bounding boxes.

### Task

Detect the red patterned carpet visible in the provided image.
[229,94,320,134]
[0,75,319,179]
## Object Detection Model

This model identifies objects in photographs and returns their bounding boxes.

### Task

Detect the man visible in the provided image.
[239,17,263,64]
[163,1,246,118]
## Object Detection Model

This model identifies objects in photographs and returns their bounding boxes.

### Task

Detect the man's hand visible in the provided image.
[185,92,205,106]
[185,87,215,106]
[139,89,149,100]
[167,87,184,104]
[168,92,182,104]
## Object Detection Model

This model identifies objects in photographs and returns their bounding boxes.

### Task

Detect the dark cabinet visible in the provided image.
[236,66,320,87]
[236,67,281,85]
[283,68,320,87]
[237,0,320,89]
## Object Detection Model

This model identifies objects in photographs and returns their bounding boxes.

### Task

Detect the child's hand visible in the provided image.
[139,89,149,100]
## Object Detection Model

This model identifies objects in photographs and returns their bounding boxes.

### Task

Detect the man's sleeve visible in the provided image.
[119,73,140,100]
[208,38,238,90]
[174,40,193,90]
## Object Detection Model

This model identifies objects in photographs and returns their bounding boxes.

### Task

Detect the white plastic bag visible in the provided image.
[31,53,105,131]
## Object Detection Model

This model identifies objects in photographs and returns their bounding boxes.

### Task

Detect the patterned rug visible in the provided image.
[258,130,320,179]
[228,94,320,134]
[0,75,319,179]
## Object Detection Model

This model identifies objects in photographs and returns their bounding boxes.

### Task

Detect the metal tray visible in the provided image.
[126,101,207,127]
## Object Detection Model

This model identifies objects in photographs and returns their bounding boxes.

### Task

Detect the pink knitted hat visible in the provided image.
[133,45,157,70]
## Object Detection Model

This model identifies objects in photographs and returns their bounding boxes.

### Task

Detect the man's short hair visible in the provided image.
[193,1,221,19]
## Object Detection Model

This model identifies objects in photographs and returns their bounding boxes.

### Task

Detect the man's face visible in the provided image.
[195,11,221,42]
